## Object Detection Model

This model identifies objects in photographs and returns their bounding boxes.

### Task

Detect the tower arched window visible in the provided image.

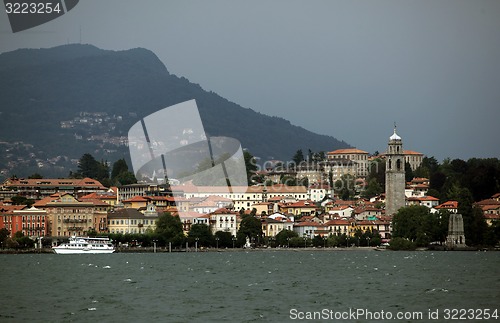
[388,159,392,170]
[396,159,401,170]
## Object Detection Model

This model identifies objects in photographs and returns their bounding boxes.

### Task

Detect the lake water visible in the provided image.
[1,250,499,322]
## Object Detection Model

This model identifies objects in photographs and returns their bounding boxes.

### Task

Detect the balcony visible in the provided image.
[67,226,84,231]
[63,219,89,223]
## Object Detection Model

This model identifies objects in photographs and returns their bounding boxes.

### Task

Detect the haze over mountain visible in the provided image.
[0,44,349,178]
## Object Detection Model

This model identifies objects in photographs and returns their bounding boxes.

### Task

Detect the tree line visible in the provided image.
[68,153,137,187]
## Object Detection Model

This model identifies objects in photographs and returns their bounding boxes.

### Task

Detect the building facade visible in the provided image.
[326,148,369,177]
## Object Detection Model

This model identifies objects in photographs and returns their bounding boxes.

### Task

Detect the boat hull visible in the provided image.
[52,247,115,254]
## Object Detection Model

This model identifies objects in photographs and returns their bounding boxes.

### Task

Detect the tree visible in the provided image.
[155,212,184,246]
[244,150,258,185]
[72,153,110,184]
[275,229,298,247]
[392,206,450,247]
[0,228,9,247]
[405,162,414,182]
[214,231,233,248]
[237,214,263,246]
[462,207,489,246]
[392,205,430,243]
[11,195,33,206]
[28,173,43,179]
[334,175,355,200]
[361,178,383,199]
[389,237,416,250]
[188,224,213,247]
[292,149,305,165]
[110,159,137,186]
[76,153,99,179]
[111,158,130,179]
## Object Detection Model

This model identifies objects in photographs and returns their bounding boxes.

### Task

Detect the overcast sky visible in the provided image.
[1,0,499,161]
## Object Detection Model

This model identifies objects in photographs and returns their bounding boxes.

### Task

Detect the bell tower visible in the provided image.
[385,124,406,216]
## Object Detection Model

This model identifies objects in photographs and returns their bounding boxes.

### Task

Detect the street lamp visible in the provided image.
[195,237,199,252]
[323,236,327,248]
[357,237,360,247]
[269,237,274,248]
[215,237,219,250]
[303,234,307,248]
[346,236,349,248]
[153,239,157,253]
[287,237,290,248]
[232,236,236,249]
[367,236,371,247]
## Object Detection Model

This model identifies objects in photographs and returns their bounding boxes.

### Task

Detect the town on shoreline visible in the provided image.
[1,129,499,252]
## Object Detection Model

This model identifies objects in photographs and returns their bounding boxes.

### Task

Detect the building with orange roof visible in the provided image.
[33,192,111,237]
[434,201,459,214]
[261,216,294,238]
[278,200,318,217]
[80,191,118,206]
[1,177,107,199]
[0,204,49,239]
[407,196,440,208]
[209,208,239,236]
[327,148,369,177]
[404,150,424,171]
[107,208,158,234]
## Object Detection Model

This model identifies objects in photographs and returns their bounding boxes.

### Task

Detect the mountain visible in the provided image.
[0,44,350,178]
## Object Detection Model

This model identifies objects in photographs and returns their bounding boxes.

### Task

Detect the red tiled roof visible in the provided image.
[123,196,149,203]
[327,148,368,155]
[324,219,350,226]
[294,221,326,227]
[0,205,27,213]
[404,150,424,155]
[3,177,105,188]
[210,208,237,215]
[408,196,439,201]
[435,201,458,209]
[476,199,500,206]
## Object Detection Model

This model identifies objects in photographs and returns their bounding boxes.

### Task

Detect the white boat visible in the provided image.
[52,236,115,254]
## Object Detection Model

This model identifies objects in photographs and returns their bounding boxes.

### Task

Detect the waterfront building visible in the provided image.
[33,193,110,237]
[293,221,328,238]
[209,208,238,236]
[0,206,48,238]
[107,208,158,234]
[261,215,293,238]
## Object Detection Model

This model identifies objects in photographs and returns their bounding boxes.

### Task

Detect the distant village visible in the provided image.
[1,129,499,250]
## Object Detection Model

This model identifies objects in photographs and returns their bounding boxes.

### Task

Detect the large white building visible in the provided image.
[327,148,369,177]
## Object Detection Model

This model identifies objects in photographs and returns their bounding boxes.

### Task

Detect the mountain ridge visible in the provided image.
[0,44,350,178]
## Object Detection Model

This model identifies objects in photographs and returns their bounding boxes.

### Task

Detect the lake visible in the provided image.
[0,250,499,322]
